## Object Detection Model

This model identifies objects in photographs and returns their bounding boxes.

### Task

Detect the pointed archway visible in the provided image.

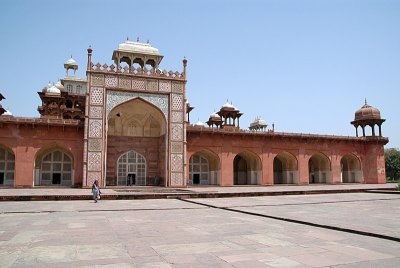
[106,98,166,186]
[0,145,15,187]
[189,149,220,185]
[308,153,331,184]
[341,154,362,183]
[233,151,261,185]
[273,152,298,184]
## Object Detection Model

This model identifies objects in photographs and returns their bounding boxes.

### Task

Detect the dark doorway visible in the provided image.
[127,173,136,186]
[0,173,4,185]
[193,174,200,184]
[52,173,61,185]
[234,155,248,185]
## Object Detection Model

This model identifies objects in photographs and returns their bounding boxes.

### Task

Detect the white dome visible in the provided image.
[47,85,61,94]
[250,117,267,128]
[118,40,160,56]
[210,112,220,118]
[65,57,78,66]
[194,120,205,126]
[3,110,12,115]
[55,81,64,89]
[222,102,236,109]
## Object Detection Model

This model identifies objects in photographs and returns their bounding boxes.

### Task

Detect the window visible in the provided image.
[117,150,146,186]
[66,84,73,93]
[40,150,72,186]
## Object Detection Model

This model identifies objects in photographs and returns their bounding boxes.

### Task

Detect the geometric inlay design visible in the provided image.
[90,87,104,105]
[119,77,131,89]
[89,119,103,138]
[171,124,183,141]
[171,94,183,111]
[106,91,169,122]
[88,138,102,151]
[159,80,171,92]
[89,106,103,118]
[105,75,118,87]
[87,171,102,187]
[171,154,183,172]
[172,111,183,123]
[91,74,104,86]
[171,142,183,153]
[132,78,146,90]
[88,152,102,171]
[147,79,158,91]
[171,172,183,186]
[172,82,184,93]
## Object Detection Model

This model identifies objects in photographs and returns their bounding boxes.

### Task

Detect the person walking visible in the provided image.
[91,179,101,203]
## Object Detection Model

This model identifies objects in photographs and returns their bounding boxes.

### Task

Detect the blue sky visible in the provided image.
[0,0,399,148]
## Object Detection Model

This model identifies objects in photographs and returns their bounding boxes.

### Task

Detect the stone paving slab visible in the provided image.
[0,196,400,267]
[190,193,400,240]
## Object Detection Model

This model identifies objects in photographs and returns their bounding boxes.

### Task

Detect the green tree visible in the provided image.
[385,148,400,182]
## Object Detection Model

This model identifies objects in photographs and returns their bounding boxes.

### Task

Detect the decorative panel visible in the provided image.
[91,74,104,86]
[88,152,102,171]
[89,119,103,138]
[87,171,102,186]
[89,106,103,118]
[119,77,131,89]
[88,139,102,151]
[147,79,158,91]
[172,111,183,123]
[171,142,183,153]
[106,91,168,122]
[171,154,183,172]
[171,124,183,141]
[171,172,183,186]
[172,82,184,93]
[159,80,171,92]
[105,75,118,87]
[90,87,104,105]
[171,94,183,111]
[132,78,146,90]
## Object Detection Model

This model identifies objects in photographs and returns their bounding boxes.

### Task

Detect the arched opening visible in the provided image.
[273,152,298,184]
[233,151,261,185]
[106,98,166,186]
[0,145,15,187]
[35,148,73,186]
[308,153,331,183]
[65,100,73,109]
[117,150,146,186]
[341,154,362,183]
[189,150,220,185]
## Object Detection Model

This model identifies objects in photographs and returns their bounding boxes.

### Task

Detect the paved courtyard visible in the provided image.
[0,193,399,267]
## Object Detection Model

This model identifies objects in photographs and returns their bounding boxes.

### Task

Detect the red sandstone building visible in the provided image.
[0,41,388,188]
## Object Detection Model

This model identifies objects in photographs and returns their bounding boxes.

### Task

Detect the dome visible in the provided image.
[65,57,78,66]
[250,117,267,128]
[118,40,160,56]
[354,100,381,121]
[210,112,220,118]
[55,81,64,90]
[221,102,236,110]
[194,120,205,127]
[46,85,61,94]
[3,110,12,116]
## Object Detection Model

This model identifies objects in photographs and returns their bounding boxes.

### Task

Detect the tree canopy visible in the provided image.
[385,148,400,181]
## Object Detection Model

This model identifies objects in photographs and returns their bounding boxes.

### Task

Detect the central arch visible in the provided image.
[106,98,166,186]
[308,152,331,184]
[189,149,220,185]
[273,152,298,184]
[341,153,362,183]
[234,151,261,185]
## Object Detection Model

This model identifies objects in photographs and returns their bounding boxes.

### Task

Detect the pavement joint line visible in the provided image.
[179,198,400,243]
[229,197,400,208]
[0,206,208,215]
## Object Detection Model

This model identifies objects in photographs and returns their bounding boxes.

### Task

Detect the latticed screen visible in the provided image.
[40,151,72,186]
[189,155,209,185]
[0,147,15,186]
[117,150,146,186]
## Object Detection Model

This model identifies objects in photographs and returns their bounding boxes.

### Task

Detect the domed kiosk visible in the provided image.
[351,100,385,137]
